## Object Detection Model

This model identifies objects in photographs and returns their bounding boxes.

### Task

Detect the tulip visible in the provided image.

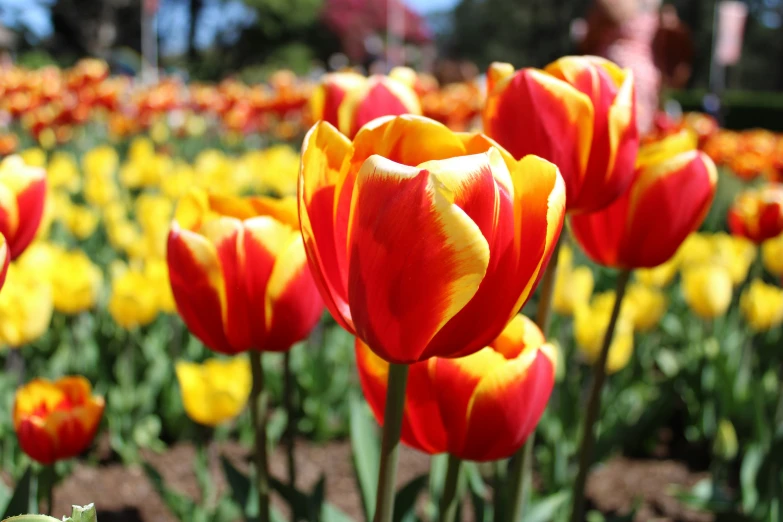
[0,155,47,259]
[0,263,53,347]
[108,264,160,329]
[356,314,556,460]
[727,184,783,244]
[740,279,783,331]
[624,283,666,332]
[762,234,783,277]
[308,71,366,128]
[570,131,717,269]
[552,245,594,316]
[635,257,679,287]
[337,75,422,138]
[13,376,105,464]
[574,293,635,374]
[299,115,565,364]
[681,264,733,319]
[175,357,251,427]
[484,56,638,214]
[678,233,757,286]
[167,190,323,355]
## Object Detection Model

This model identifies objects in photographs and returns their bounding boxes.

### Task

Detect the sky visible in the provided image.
[0,0,460,53]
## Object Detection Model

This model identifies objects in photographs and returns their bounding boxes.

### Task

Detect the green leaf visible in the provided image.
[349,394,379,521]
[2,467,38,519]
[740,445,763,513]
[219,456,252,515]
[393,473,428,522]
[524,490,570,522]
[142,463,197,521]
[321,504,353,522]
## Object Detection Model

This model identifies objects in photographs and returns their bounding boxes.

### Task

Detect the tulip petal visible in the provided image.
[355,340,447,454]
[167,224,233,354]
[263,235,324,352]
[0,235,8,289]
[0,184,19,247]
[9,175,46,258]
[209,194,300,229]
[338,76,422,138]
[347,155,490,363]
[299,121,354,332]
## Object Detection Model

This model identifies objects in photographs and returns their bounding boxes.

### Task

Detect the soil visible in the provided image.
[48,443,712,522]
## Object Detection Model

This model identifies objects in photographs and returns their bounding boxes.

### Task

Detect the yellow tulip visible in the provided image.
[82,145,119,180]
[64,204,100,240]
[20,147,46,168]
[108,265,159,329]
[762,234,783,277]
[47,151,81,193]
[740,279,783,331]
[144,258,176,314]
[624,283,667,332]
[552,245,594,316]
[50,249,103,315]
[0,263,53,347]
[127,136,155,164]
[574,294,634,374]
[175,357,251,427]
[711,233,756,285]
[681,263,733,319]
[635,256,679,287]
[260,145,300,197]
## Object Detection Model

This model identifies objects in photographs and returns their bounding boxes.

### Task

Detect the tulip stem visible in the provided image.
[507,237,562,522]
[373,363,409,522]
[283,350,297,489]
[249,351,270,522]
[570,269,632,522]
[438,454,463,522]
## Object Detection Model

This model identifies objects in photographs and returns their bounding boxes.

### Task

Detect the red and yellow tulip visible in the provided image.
[299,115,565,364]
[337,75,421,138]
[484,56,638,214]
[307,71,366,128]
[727,184,783,244]
[570,130,717,269]
[13,376,105,464]
[356,315,556,461]
[167,190,323,354]
[0,155,47,259]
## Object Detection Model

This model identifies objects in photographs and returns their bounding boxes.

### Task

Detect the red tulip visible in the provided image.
[571,130,718,268]
[0,155,47,259]
[299,115,565,364]
[728,184,783,244]
[356,315,556,461]
[337,75,421,138]
[167,190,323,354]
[484,56,638,214]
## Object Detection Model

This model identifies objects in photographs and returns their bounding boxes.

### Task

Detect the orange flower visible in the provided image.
[484,56,638,214]
[307,71,365,128]
[0,155,47,259]
[727,184,783,244]
[299,115,565,364]
[167,190,323,354]
[571,130,717,268]
[356,315,556,461]
[336,75,421,138]
[13,376,105,464]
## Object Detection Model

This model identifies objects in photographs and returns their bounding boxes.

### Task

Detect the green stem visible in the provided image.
[507,237,562,522]
[283,350,297,489]
[438,454,463,522]
[249,351,270,522]
[373,363,410,522]
[569,269,632,522]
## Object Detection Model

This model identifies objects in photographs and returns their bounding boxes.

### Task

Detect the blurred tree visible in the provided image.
[49,0,141,59]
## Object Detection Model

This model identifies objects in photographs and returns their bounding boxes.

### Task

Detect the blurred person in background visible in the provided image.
[580,0,663,134]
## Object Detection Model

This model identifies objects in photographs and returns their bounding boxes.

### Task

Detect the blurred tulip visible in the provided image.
[13,376,104,464]
[681,264,733,319]
[635,256,679,287]
[50,249,102,315]
[484,56,638,214]
[740,279,783,331]
[571,131,717,269]
[762,234,783,277]
[574,294,634,374]
[108,265,160,329]
[552,245,594,316]
[176,357,252,427]
[337,75,421,138]
[47,151,81,193]
[356,315,556,461]
[711,233,757,285]
[63,203,100,240]
[167,190,323,355]
[624,283,666,332]
[727,184,783,244]
[299,115,565,364]
[308,71,366,127]
[0,155,47,259]
[0,263,53,347]
[0,234,9,290]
